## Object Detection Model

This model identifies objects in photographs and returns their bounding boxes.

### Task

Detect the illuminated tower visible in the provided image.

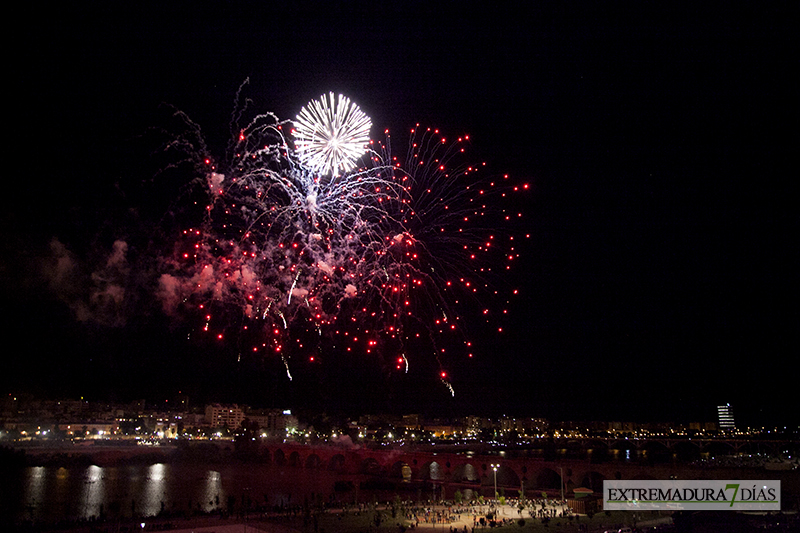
[717,403,735,430]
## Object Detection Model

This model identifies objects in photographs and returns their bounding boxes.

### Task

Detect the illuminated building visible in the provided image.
[717,403,735,430]
[204,403,245,428]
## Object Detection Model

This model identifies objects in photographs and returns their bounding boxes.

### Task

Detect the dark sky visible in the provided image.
[5,2,797,427]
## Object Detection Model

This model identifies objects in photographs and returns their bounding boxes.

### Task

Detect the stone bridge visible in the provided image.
[256,442,769,497]
[556,436,790,457]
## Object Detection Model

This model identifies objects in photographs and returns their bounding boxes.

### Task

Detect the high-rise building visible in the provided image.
[204,403,245,428]
[717,403,735,430]
[247,408,299,435]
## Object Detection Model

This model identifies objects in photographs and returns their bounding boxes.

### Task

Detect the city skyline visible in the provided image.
[5,392,794,438]
[4,4,796,427]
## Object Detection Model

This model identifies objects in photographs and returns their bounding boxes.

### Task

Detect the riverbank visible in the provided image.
[9,441,179,467]
[13,502,669,533]
[5,442,799,531]
[13,497,800,533]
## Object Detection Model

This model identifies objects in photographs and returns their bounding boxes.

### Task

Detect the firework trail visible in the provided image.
[156,85,528,392]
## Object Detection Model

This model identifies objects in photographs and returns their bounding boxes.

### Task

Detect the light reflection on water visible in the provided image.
[79,465,104,519]
[22,466,46,519]
[199,470,223,512]
[12,463,349,523]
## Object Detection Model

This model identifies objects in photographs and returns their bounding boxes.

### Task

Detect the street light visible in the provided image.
[490,463,499,503]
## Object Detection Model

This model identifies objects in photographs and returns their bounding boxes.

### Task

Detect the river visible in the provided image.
[6,462,367,525]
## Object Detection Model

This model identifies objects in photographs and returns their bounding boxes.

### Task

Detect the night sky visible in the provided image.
[4,2,797,427]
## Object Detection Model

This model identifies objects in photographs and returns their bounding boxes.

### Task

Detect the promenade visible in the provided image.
[30,501,679,533]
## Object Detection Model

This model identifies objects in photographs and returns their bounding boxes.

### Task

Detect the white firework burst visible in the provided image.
[294,93,372,176]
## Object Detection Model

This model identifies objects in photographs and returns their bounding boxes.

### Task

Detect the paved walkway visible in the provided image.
[37,516,303,533]
[408,502,571,529]
[35,503,574,533]
[162,524,301,533]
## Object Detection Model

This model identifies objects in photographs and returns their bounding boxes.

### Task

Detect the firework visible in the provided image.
[294,93,372,176]
[157,87,528,392]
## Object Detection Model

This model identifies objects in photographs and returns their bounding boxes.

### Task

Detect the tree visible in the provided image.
[392,494,402,518]
[234,418,261,460]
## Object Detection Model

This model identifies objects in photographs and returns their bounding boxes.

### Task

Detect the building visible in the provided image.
[59,421,119,437]
[424,423,461,438]
[717,403,735,430]
[247,409,298,435]
[204,404,245,429]
[464,415,494,436]
[500,416,549,436]
[401,414,421,430]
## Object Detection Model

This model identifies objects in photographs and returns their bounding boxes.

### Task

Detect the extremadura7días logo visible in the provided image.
[603,480,780,510]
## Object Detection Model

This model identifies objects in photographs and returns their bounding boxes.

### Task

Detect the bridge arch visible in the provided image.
[533,467,562,490]
[737,442,761,456]
[328,453,345,472]
[642,441,672,463]
[260,448,271,464]
[273,448,286,466]
[484,464,520,492]
[578,470,605,493]
[306,453,322,469]
[288,450,301,467]
[702,440,736,458]
[420,460,445,481]
[586,440,610,463]
[389,460,413,481]
[673,441,701,462]
[564,440,586,459]
[361,457,382,475]
[452,462,480,483]
[608,440,639,462]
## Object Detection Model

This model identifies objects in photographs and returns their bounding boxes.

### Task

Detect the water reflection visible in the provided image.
[23,466,46,520]
[141,463,167,517]
[13,462,370,525]
[79,465,105,519]
[463,464,477,481]
[199,470,223,513]
[429,461,442,480]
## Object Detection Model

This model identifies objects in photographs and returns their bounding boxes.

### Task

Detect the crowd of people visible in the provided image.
[396,498,575,529]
